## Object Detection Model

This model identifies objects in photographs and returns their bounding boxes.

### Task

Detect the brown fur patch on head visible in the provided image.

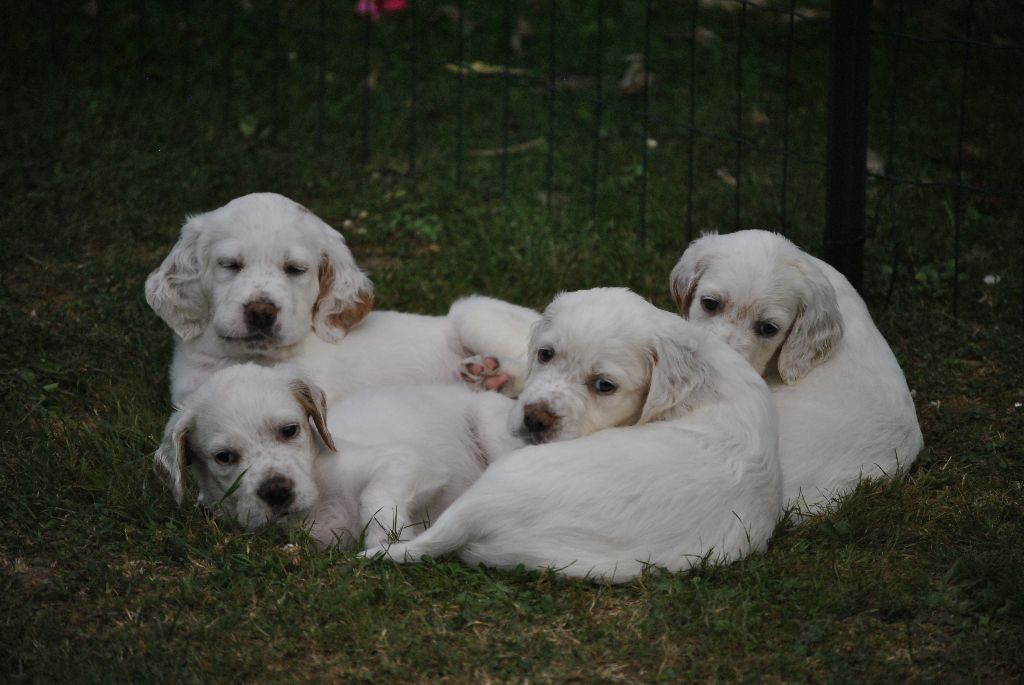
[731,303,753,322]
[671,261,704,318]
[169,428,194,493]
[289,379,336,451]
[313,256,334,314]
[313,255,374,334]
[154,418,194,504]
[328,293,374,331]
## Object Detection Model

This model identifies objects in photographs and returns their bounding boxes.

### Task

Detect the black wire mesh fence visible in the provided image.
[4,0,1022,322]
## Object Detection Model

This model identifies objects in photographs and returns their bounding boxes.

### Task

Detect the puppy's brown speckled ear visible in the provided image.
[777,258,844,385]
[289,379,336,451]
[145,218,210,340]
[313,252,374,340]
[309,214,374,343]
[639,317,715,425]
[154,409,195,504]
[669,234,717,318]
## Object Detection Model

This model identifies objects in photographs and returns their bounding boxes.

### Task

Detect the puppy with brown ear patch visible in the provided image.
[155,363,525,548]
[146,192,541,405]
[365,288,782,583]
[670,230,923,512]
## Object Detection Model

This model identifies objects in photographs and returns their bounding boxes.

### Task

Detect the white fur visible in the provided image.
[154,364,524,548]
[365,288,781,583]
[145,192,540,406]
[670,229,924,511]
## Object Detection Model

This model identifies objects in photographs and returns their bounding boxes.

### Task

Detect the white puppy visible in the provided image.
[670,229,924,512]
[145,192,540,405]
[366,288,781,583]
[154,363,523,548]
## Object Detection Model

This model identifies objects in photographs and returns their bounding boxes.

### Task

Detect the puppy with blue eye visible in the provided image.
[366,288,782,583]
[154,363,524,548]
[510,300,659,445]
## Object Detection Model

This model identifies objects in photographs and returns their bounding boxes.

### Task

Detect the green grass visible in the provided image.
[2,1,1023,682]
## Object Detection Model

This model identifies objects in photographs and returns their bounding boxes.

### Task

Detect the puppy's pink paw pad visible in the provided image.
[461,355,509,393]
[482,373,510,391]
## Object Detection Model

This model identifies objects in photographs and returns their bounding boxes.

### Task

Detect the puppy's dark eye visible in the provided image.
[756,321,780,338]
[700,296,720,313]
[280,423,300,439]
[592,378,617,395]
[284,263,307,276]
[537,348,555,363]
[213,450,239,465]
[217,258,243,272]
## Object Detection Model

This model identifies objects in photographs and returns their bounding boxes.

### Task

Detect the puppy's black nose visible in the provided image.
[522,403,558,436]
[244,299,279,331]
[257,475,295,508]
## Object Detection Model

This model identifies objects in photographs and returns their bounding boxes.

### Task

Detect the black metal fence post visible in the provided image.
[316,0,326,146]
[589,0,604,226]
[544,0,556,212]
[361,9,372,165]
[270,0,281,141]
[733,0,746,231]
[825,0,871,292]
[456,0,465,187]
[222,1,236,133]
[638,0,651,244]
[685,0,698,243]
[408,0,418,176]
[779,0,796,234]
[950,0,974,320]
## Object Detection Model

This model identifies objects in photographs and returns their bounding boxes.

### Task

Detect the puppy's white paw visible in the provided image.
[357,545,387,560]
[359,542,412,563]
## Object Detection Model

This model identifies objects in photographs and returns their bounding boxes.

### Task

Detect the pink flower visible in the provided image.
[355,0,407,21]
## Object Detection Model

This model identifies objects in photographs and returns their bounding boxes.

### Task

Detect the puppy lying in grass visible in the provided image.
[670,230,923,511]
[365,288,782,583]
[145,192,539,406]
[153,363,524,548]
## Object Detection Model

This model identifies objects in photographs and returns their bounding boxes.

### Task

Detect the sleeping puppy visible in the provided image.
[154,363,524,548]
[365,288,782,583]
[145,192,540,405]
[670,229,924,511]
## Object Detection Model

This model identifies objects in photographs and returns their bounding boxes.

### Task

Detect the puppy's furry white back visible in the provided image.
[670,230,923,511]
[773,254,923,508]
[307,384,523,547]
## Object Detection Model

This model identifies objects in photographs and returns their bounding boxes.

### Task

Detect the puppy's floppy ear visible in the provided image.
[145,219,209,340]
[311,224,375,343]
[777,258,844,385]
[289,378,337,451]
[154,409,194,504]
[639,318,715,424]
[669,234,716,318]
